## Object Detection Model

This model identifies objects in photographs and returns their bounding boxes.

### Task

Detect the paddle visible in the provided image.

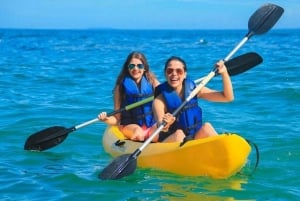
[98,3,283,180]
[225,3,284,60]
[23,97,153,151]
[23,52,262,151]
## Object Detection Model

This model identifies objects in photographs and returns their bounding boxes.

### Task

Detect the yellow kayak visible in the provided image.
[102,126,251,179]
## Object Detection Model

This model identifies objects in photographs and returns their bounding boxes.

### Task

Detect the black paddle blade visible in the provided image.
[24,126,69,151]
[99,154,137,180]
[225,52,263,76]
[248,3,284,35]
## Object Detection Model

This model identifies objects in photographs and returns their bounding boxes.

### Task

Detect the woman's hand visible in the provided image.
[215,60,228,75]
[98,112,108,121]
[161,113,175,132]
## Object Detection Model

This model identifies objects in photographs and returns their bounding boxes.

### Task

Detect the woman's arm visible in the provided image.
[152,94,166,125]
[98,85,120,125]
[198,60,234,102]
[152,95,175,131]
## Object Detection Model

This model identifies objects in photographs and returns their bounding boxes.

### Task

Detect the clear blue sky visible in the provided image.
[0,0,298,30]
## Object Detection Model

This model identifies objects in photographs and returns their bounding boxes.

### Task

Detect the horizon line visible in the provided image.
[0,27,298,31]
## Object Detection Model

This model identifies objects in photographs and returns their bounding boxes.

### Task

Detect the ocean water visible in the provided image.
[0,28,299,201]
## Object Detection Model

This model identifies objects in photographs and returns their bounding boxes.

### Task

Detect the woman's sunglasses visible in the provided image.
[128,63,144,70]
[166,68,184,75]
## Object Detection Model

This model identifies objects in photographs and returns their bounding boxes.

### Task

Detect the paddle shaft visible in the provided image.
[73,96,154,130]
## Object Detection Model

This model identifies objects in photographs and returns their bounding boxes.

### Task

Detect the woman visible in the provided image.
[152,56,234,143]
[98,51,160,141]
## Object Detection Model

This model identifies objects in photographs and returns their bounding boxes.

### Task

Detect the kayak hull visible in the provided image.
[102,126,251,179]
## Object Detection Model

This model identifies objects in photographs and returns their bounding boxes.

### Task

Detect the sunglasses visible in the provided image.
[128,63,144,70]
[166,68,184,75]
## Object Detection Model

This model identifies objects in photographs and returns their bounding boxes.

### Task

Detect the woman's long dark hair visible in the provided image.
[114,51,157,101]
[164,56,187,72]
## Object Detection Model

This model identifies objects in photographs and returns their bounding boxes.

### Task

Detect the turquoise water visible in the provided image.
[0,28,299,200]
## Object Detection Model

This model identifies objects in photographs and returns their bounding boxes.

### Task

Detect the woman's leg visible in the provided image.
[120,124,145,141]
[194,122,218,139]
[148,124,160,142]
[163,129,186,142]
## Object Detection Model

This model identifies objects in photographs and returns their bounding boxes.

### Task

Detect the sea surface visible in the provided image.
[0,28,299,201]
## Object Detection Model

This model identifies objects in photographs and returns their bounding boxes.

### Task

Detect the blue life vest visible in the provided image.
[156,78,202,137]
[120,76,155,127]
